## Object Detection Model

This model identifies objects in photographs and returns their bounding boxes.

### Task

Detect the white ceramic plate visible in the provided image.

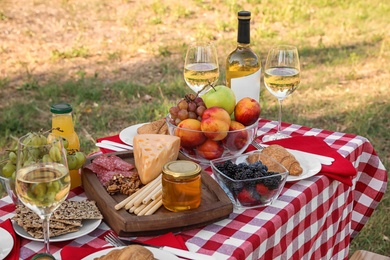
[286,150,321,182]
[119,123,149,146]
[82,246,181,260]
[0,227,13,260]
[13,218,101,242]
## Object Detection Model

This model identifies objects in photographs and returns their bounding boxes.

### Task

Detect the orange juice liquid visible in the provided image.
[51,114,81,189]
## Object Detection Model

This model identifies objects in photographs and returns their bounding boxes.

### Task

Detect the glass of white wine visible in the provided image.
[15,133,70,254]
[184,41,219,96]
[262,45,301,142]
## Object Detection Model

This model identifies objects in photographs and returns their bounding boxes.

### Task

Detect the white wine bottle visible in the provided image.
[226,11,261,103]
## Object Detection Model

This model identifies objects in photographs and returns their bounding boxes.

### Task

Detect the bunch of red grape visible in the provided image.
[169,94,207,125]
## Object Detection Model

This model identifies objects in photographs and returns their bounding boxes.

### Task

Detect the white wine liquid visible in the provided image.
[264,67,300,100]
[184,63,219,95]
[16,163,70,215]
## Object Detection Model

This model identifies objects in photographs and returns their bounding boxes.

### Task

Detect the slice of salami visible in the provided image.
[85,154,137,187]
[111,155,135,171]
[92,155,116,171]
[84,162,109,175]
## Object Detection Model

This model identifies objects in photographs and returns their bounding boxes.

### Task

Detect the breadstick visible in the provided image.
[151,189,162,201]
[133,177,161,207]
[145,198,163,216]
[115,187,143,210]
[137,195,162,216]
[128,204,137,213]
[125,175,161,210]
[133,203,147,215]
[142,183,162,204]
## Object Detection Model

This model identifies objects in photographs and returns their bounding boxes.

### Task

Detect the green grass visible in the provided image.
[0,0,389,257]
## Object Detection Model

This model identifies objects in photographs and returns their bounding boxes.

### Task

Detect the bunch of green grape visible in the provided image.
[1,131,87,180]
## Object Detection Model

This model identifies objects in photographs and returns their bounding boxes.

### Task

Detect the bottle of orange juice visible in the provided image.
[50,103,81,189]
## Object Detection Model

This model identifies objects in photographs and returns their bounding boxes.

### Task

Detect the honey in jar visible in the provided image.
[162,160,201,212]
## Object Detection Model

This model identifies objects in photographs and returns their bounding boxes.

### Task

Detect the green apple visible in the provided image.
[202,85,236,115]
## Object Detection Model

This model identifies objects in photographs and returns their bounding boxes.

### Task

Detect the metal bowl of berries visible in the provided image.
[166,113,258,164]
[210,151,289,209]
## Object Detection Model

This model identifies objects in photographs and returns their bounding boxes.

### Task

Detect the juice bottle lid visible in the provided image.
[50,103,73,114]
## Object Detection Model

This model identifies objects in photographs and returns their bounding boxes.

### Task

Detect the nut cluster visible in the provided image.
[106,174,142,196]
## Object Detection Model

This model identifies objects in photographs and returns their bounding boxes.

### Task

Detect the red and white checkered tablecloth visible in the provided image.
[0,119,387,260]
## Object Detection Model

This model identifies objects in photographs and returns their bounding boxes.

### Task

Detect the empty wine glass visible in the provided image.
[184,41,219,96]
[262,45,300,142]
[15,133,70,254]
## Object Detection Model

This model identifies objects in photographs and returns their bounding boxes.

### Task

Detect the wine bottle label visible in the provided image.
[231,68,261,103]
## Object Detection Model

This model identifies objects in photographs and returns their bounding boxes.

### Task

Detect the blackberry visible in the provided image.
[216,161,237,179]
[216,159,283,192]
[234,170,247,180]
[262,172,282,190]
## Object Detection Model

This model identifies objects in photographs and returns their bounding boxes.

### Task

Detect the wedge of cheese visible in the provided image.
[133,134,180,184]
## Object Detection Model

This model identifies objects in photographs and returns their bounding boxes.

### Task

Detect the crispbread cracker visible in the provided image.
[137,119,168,135]
[158,122,169,134]
[53,200,103,220]
[52,218,83,227]
[12,200,102,239]
[26,226,80,239]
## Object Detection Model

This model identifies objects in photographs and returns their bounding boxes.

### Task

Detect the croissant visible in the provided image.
[95,245,154,260]
[261,144,303,176]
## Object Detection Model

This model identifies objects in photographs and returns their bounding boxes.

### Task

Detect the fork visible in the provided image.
[104,232,217,260]
[251,139,265,150]
[104,232,127,247]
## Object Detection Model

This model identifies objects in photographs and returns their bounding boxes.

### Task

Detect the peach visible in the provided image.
[234,97,261,126]
[223,120,249,151]
[201,107,231,141]
[175,118,206,148]
[196,139,224,160]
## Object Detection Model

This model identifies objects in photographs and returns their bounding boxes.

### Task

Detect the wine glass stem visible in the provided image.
[277,99,284,134]
[41,214,51,253]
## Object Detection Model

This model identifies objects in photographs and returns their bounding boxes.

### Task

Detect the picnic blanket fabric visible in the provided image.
[0,119,387,260]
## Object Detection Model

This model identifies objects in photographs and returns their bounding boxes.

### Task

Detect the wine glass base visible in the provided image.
[262,133,291,142]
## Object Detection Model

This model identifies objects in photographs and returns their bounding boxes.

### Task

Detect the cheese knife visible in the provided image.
[100,140,133,150]
[95,143,126,152]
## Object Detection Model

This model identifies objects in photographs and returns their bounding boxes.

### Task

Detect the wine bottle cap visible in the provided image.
[237,11,251,44]
[238,10,251,20]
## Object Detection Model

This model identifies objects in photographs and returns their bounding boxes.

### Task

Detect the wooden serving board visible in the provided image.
[81,151,233,237]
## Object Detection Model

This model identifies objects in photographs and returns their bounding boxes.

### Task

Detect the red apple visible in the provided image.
[234,97,261,126]
[196,139,224,160]
[223,120,249,151]
[201,107,231,141]
[175,119,206,148]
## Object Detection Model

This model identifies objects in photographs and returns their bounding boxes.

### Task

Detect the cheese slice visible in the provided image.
[133,134,180,184]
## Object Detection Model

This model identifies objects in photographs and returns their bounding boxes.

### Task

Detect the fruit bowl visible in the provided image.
[166,114,258,164]
[210,151,288,209]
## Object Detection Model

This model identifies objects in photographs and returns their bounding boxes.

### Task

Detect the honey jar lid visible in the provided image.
[162,160,201,180]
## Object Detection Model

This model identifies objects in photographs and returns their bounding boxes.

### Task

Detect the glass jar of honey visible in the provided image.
[162,160,201,212]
